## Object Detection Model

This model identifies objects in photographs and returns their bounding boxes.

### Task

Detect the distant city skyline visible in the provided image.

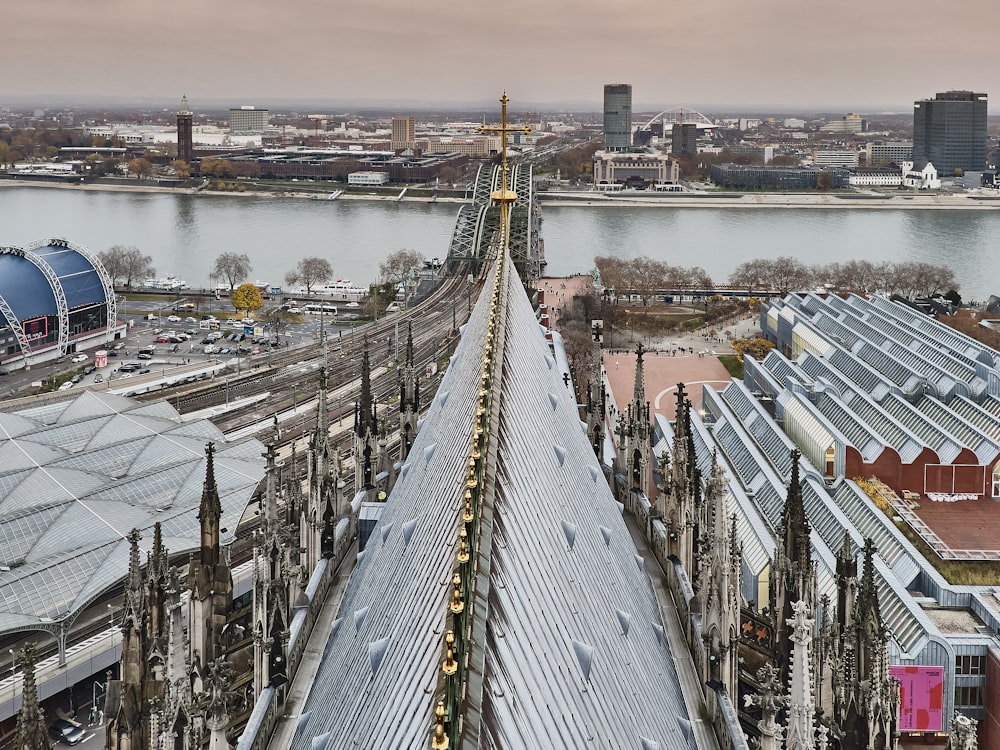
[6,0,997,112]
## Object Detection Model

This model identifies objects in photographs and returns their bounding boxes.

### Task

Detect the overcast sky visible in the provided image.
[8,0,997,112]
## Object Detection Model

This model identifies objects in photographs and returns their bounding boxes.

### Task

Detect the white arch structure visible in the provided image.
[639,107,717,132]
[0,239,116,364]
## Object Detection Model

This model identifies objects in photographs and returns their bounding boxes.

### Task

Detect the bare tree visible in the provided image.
[212,252,253,291]
[98,245,154,290]
[379,249,425,286]
[628,257,664,306]
[816,260,879,293]
[729,257,812,295]
[284,257,333,294]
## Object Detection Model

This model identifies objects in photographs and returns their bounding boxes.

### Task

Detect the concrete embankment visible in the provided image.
[537,190,1000,210]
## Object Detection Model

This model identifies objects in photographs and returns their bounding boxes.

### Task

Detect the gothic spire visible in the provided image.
[316,366,329,439]
[264,443,279,524]
[858,537,880,621]
[356,337,376,436]
[785,600,816,750]
[198,442,222,568]
[781,449,811,571]
[14,643,48,750]
[633,342,646,409]
[121,528,144,630]
[406,321,414,366]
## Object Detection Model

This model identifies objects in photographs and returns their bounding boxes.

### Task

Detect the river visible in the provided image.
[1,186,997,301]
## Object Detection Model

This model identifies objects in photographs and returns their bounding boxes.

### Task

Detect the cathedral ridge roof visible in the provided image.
[291,253,693,749]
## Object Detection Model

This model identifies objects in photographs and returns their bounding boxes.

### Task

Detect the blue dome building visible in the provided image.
[0,239,118,366]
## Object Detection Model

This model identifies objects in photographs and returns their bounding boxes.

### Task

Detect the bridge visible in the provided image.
[445,163,543,281]
[639,106,717,131]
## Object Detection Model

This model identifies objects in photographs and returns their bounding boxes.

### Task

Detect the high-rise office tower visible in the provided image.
[229,106,269,134]
[671,123,698,158]
[603,84,632,151]
[913,91,987,174]
[391,115,416,151]
[177,95,193,163]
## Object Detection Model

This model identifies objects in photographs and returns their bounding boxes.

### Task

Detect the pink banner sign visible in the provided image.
[890,665,944,732]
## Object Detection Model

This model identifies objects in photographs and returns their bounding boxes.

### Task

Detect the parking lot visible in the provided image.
[0,302,370,400]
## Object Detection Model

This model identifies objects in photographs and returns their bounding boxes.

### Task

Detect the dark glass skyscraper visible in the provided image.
[603,84,632,151]
[912,90,988,174]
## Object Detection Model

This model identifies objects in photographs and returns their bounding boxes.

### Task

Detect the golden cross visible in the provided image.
[478,93,532,250]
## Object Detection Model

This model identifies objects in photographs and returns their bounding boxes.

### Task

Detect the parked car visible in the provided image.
[57,381,74,391]
[94,374,104,384]
[137,352,153,360]
[49,719,85,745]
[107,350,118,357]
[82,365,95,375]
[0,367,10,376]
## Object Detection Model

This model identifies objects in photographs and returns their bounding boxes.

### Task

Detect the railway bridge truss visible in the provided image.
[445,163,543,282]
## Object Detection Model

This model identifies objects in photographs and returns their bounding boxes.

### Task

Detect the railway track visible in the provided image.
[139,269,483,458]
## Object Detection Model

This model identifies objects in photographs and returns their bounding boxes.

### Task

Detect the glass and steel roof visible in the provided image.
[0,390,264,635]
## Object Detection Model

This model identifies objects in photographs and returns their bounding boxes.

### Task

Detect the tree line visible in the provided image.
[729,257,960,299]
[595,256,714,305]
[595,255,960,302]
[97,245,426,317]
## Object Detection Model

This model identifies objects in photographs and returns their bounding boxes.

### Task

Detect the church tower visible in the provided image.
[354,338,380,494]
[177,95,193,164]
[398,322,420,461]
[14,644,49,750]
[187,443,233,689]
[770,449,816,685]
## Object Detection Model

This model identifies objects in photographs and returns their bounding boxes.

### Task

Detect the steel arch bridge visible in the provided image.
[639,107,716,131]
[445,164,542,281]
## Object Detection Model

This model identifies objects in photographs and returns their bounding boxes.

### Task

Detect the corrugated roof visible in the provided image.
[292,254,693,750]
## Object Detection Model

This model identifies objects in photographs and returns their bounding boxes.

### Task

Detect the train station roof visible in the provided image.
[0,391,264,635]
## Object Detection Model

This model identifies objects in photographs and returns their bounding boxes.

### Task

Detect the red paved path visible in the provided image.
[602,350,732,422]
